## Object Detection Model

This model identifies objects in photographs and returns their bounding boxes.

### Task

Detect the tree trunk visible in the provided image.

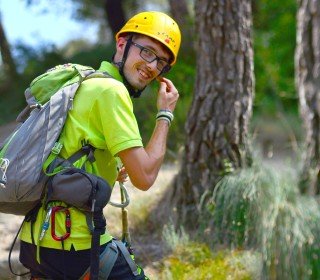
[0,14,17,81]
[168,0,194,57]
[295,0,320,194]
[104,0,126,37]
[171,0,254,226]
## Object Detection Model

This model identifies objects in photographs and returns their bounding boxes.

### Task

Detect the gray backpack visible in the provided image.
[0,63,110,215]
[2,64,126,280]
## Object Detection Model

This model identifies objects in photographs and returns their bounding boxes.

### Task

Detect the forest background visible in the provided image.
[0,0,299,148]
[1,0,318,279]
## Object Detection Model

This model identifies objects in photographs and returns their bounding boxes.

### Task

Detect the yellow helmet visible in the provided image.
[116,11,181,65]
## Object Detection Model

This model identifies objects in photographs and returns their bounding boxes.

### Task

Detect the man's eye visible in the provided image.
[143,49,154,58]
[158,60,167,68]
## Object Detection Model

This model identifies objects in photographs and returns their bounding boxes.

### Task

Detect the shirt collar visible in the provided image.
[98,61,123,82]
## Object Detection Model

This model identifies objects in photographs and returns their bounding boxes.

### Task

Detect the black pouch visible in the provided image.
[46,167,112,212]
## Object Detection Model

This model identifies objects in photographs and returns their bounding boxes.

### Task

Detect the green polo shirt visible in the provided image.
[20,61,143,250]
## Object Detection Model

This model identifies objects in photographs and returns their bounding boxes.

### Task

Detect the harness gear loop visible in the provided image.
[80,182,139,279]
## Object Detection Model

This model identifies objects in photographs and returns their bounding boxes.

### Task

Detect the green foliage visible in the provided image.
[0,43,67,123]
[253,0,298,116]
[161,243,254,280]
[16,44,66,81]
[160,222,258,279]
[0,42,116,124]
[162,222,190,251]
[205,163,320,279]
[67,43,115,69]
[68,0,140,22]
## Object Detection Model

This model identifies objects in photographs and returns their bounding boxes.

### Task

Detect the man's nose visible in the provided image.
[146,59,158,71]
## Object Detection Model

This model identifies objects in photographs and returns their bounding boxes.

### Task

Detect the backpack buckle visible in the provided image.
[52,142,63,155]
[0,158,10,187]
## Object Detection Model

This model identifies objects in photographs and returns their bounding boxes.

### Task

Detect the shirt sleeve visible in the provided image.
[91,81,143,156]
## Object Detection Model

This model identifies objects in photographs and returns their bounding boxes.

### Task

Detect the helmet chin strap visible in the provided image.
[113,35,145,98]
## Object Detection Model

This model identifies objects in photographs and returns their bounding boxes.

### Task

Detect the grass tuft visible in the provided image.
[161,243,254,280]
[162,221,190,251]
[206,163,320,279]
[160,221,256,279]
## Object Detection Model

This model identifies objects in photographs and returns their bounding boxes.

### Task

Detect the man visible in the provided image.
[19,11,181,279]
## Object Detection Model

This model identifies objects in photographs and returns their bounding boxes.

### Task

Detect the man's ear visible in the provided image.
[116,37,127,54]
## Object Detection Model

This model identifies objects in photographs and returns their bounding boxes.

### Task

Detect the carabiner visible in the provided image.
[51,206,71,241]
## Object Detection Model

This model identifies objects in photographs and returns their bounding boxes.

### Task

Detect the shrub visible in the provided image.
[205,164,320,279]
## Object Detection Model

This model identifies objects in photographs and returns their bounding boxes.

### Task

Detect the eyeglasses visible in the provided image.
[130,41,170,73]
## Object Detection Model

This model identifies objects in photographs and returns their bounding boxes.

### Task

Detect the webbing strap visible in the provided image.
[114,240,139,276]
[43,152,61,176]
[43,143,95,176]
[90,212,106,280]
[80,241,118,280]
[79,240,139,279]
[8,218,30,277]
[99,241,119,279]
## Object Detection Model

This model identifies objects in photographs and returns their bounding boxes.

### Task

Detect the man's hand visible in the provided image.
[116,166,128,183]
[156,77,179,112]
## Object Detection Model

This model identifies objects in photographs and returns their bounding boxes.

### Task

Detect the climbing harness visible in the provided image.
[80,182,139,279]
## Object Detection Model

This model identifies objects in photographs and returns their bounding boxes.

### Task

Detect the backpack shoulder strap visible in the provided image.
[84,70,112,81]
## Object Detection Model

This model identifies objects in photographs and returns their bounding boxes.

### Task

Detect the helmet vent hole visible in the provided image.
[135,25,139,28]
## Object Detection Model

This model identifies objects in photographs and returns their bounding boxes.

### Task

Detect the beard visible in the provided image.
[123,62,155,90]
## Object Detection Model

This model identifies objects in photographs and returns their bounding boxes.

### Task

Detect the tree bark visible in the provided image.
[168,0,194,57]
[171,0,254,226]
[0,14,17,81]
[104,0,126,37]
[295,0,320,194]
